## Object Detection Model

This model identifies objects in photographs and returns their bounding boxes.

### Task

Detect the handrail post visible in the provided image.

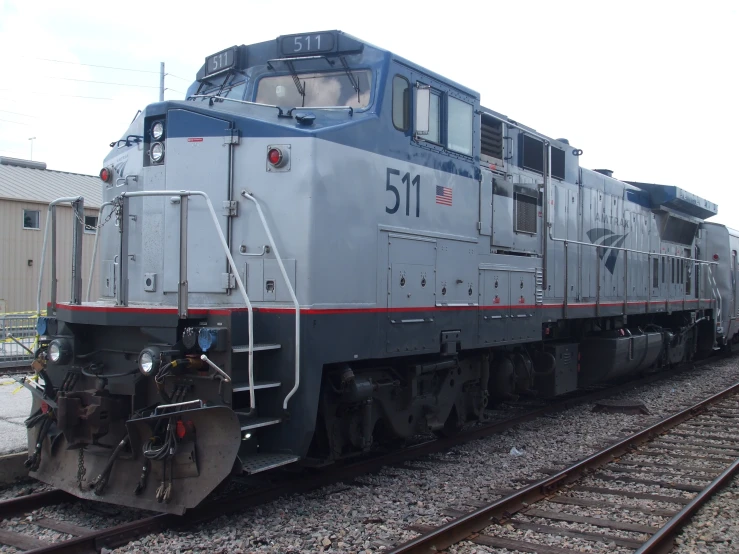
[596,245,601,317]
[178,194,189,319]
[70,198,84,305]
[646,254,651,314]
[623,249,628,315]
[118,195,130,306]
[241,190,301,411]
[562,241,570,319]
[36,196,83,315]
[50,206,58,312]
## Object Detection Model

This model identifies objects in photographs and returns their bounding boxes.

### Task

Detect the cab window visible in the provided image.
[392,75,409,131]
[447,96,472,156]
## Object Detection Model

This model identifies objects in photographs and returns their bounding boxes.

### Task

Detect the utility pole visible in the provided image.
[159,62,165,102]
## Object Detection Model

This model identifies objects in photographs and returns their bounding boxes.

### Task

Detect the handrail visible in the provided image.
[707,264,722,335]
[86,201,115,301]
[36,196,84,315]
[118,189,257,415]
[241,190,301,411]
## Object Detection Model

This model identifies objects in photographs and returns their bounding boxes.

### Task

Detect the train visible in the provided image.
[19,30,737,515]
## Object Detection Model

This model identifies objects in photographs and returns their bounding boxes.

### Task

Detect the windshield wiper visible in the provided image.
[187,94,292,117]
[339,56,360,103]
[285,60,306,107]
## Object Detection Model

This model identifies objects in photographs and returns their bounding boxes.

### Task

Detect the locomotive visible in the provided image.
[20,30,735,515]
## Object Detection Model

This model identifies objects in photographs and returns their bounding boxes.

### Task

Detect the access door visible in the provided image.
[163,109,232,293]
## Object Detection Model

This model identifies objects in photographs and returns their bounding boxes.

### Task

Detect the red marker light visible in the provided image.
[99,167,110,182]
[714,254,720,261]
[268,147,282,166]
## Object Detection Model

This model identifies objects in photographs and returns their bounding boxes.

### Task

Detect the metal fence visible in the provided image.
[0,312,37,370]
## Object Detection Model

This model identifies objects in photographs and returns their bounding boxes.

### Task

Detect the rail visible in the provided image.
[241,190,301,410]
[36,196,85,315]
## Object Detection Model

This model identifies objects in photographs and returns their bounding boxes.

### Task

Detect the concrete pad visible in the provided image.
[0,374,32,455]
[0,452,29,485]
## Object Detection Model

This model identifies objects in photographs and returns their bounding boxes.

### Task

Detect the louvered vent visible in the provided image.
[481,114,503,160]
[515,193,537,234]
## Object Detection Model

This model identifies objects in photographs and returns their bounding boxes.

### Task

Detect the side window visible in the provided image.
[447,96,472,156]
[425,91,441,144]
[392,75,409,131]
[84,215,98,234]
[23,209,40,229]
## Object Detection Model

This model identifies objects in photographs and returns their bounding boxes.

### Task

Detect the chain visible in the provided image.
[77,447,86,490]
[72,196,123,232]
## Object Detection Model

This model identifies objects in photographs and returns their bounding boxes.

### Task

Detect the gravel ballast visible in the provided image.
[3,357,739,554]
[115,358,739,553]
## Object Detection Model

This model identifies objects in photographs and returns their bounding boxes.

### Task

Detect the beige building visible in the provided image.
[0,157,103,314]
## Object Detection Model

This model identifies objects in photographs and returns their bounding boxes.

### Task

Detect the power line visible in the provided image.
[166,73,191,82]
[0,109,37,118]
[34,57,160,74]
[0,89,113,100]
[0,118,32,126]
[46,76,160,89]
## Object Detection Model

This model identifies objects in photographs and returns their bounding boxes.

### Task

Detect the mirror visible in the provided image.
[415,84,430,135]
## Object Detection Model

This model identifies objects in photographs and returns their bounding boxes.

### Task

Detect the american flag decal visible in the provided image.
[435,185,453,206]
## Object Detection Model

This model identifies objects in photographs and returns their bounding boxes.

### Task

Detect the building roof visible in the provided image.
[0,157,103,209]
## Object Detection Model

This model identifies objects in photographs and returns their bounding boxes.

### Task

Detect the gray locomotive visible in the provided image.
[21,30,735,514]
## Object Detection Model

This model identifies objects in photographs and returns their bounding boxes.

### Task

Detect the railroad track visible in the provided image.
[388,380,739,554]
[0,354,732,553]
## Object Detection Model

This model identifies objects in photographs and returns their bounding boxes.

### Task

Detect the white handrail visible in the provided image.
[36,196,84,315]
[241,190,301,411]
[119,190,257,413]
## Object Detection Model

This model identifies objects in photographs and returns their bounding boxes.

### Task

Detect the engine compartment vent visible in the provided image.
[480,114,503,160]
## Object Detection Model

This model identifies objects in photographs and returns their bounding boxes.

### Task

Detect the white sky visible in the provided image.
[0,0,736,225]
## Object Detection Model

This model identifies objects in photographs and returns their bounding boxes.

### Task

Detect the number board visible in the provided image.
[204,46,239,77]
[280,32,335,56]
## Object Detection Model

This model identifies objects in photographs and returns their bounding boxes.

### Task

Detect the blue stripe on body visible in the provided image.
[163,101,479,181]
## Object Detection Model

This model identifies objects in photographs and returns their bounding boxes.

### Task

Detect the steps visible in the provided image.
[232,341,298,474]
[232,380,281,392]
[240,452,300,474]
[232,343,281,354]
[238,415,281,431]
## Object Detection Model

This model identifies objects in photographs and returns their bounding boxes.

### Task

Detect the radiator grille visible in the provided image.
[481,114,503,160]
[515,193,537,234]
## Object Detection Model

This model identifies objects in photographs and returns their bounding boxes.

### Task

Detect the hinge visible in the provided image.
[222,200,238,217]
[477,221,482,231]
[221,273,236,290]
[223,129,240,145]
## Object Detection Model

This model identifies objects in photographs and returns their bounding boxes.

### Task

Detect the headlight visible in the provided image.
[138,347,161,376]
[47,338,72,364]
[151,121,164,140]
[150,142,165,163]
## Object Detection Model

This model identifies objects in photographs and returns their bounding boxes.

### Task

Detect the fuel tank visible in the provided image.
[578,330,663,387]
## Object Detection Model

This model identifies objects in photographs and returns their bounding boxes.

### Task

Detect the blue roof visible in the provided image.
[627,181,717,220]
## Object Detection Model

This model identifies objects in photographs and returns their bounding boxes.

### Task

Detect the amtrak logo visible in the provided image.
[113,160,127,176]
[587,227,629,275]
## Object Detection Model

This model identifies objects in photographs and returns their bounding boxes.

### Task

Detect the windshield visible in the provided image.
[192,77,246,102]
[255,69,372,109]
